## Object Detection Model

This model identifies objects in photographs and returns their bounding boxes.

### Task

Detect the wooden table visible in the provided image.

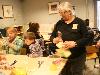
[0,55,66,75]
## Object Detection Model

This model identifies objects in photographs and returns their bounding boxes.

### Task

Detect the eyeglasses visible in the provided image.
[59,10,70,15]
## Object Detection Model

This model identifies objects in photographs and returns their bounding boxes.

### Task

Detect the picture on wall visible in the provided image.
[48,2,59,14]
[2,5,14,18]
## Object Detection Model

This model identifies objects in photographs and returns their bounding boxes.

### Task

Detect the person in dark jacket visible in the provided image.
[95,40,100,68]
[85,19,94,45]
[50,2,93,75]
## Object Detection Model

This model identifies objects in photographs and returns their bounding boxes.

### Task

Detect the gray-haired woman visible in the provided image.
[50,2,93,75]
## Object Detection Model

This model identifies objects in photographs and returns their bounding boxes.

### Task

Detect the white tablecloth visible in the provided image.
[0,54,66,75]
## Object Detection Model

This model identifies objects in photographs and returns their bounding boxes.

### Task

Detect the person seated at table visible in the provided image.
[4,27,23,55]
[0,53,14,70]
[96,40,100,47]
[24,32,43,57]
[85,19,94,45]
[27,22,44,49]
[95,40,100,68]
[27,22,41,39]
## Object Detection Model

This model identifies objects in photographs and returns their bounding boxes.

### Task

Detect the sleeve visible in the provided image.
[75,20,93,47]
[11,38,23,51]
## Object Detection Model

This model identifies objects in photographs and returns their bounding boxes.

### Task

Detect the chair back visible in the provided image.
[19,48,26,55]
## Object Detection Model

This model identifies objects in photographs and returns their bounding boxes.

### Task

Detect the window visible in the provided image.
[97,1,100,31]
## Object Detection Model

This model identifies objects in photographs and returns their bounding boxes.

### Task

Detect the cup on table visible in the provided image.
[10,67,27,75]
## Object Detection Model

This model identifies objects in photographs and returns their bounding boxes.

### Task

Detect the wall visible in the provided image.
[0,0,92,39]
[97,0,100,30]
[22,0,95,33]
[21,0,95,39]
[0,0,24,28]
[0,0,95,39]
[88,0,95,28]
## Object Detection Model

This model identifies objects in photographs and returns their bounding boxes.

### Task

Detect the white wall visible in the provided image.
[22,0,95,33]
[97,1,100,31]
[88,0,95,28]
[0,0,24,28]
[0,0,95,29]
[22,0,95,39]
[0,0,95,39]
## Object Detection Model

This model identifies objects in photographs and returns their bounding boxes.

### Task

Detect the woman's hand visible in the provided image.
[63,41,76,50]
[53,37,63,44]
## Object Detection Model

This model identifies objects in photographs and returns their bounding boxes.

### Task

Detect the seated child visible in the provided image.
[4,27,23,55]
[24,32,43,57]
[0,53,14,70]
[95,40,100,68]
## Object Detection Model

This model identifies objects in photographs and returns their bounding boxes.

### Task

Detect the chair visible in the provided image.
[86,45,99,68]
[86,45,99,54]
[19,48,26,55]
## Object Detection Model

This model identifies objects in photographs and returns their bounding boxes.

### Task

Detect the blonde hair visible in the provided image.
[7,27,17,33]
[58,2,75,15]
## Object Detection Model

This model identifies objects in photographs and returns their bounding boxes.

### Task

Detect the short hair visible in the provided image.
[24,32,36,40]
[58,2,75,15]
